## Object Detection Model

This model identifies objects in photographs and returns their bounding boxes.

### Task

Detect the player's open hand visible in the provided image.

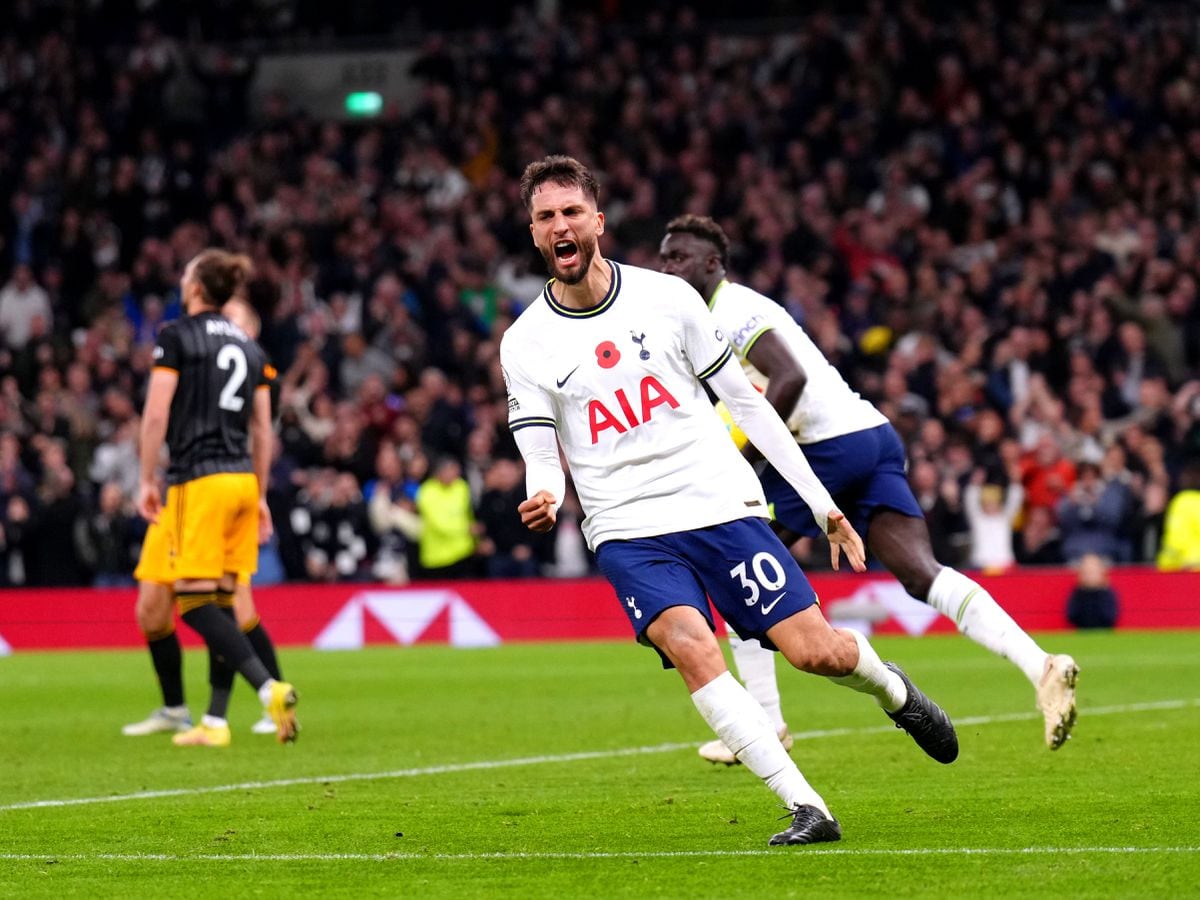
[518,490,558,533]
[137,480,161,524]
[825,509,866,572]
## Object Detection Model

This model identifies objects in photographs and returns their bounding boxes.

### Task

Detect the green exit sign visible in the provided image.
[344,91,383,117]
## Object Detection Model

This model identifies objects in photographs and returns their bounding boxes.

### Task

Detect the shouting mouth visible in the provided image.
[554,240,579,268]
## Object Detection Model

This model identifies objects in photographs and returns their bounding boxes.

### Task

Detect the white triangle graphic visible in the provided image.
[361,590,456,645]
[448,598,501,647]
[873,582,941,636]
[313,598,365,650]
[0,631,10,656]
[826,581,942,637]
[313,591,503,649]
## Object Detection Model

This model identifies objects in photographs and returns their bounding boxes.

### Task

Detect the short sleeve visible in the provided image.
[501,335,557,433]
[679,289,734,381]
[153,326,183,371]
[255,344,274,389]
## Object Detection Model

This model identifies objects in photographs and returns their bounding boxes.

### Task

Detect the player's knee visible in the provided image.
[233,584,257,628]
[780,626,854,676]
[135,582,173,633]
[649,614,721,673]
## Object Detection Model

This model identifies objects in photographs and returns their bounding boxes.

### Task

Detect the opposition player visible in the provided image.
[503,156,958,847]
[659,214,1079,758]
[123,296,287,741]
[137,248,298,746]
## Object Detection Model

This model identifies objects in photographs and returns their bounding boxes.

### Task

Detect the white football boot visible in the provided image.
[122,706,192,736]
[1037,654,1080,750]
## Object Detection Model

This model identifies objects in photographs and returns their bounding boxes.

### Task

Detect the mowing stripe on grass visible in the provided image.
[1,848,1197,862]
[2,697,1195,813]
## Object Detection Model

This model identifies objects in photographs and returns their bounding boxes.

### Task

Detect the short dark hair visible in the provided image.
[189,248,253,306]
[520,155,600,211]
[664,214,730,267]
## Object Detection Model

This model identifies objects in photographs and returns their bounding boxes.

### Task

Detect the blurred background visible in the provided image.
[0,0,1198,590]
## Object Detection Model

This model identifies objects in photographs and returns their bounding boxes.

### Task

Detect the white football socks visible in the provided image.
[691,671,829,817]
[257,679,277,706]
[826,628,906,712]
[728,632,786,732]
[201,714,228,729]
[927,567,1046,684]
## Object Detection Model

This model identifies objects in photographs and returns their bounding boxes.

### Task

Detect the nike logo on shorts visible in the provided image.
[556,365,580,388]
[762,592,785,615]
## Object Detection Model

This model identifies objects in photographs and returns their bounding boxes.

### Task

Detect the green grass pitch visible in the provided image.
[1,630,1197,897]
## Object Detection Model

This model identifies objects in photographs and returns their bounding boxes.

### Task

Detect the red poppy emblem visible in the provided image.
[595,341,620,368]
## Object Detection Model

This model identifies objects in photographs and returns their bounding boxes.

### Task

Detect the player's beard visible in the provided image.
[541,232,597,286]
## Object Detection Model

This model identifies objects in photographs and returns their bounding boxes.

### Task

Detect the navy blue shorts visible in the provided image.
[595,517,818,668]
[760,423,924,539]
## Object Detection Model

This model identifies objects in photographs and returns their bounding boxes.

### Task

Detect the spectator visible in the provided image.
[340,332,397,397]
[89,418,141,499]
[1157,461,1200,571]
[0,265,52,350]
[1013,506,1064,567]
[0,494,33,586]
[414,456,476,579]
[73,481,141,587]
[291,469,373,582]
[1057,462,1136,565]
[475,458,539,578]
[1019,435,1076,521]
[963,468,1024,572]
[1066,554,1119,630]
[909,459,969,567]
[0,431,35,505]
[366,443,421,585]
[24,455,88,586]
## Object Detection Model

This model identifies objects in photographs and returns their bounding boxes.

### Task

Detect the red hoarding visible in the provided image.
[0,567,1195,652]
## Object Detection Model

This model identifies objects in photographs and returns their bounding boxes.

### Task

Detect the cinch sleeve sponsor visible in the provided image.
[679,290,734,381]
[730,313,773,357]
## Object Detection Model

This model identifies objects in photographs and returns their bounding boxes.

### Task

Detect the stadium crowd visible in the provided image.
[1,0,1200,586]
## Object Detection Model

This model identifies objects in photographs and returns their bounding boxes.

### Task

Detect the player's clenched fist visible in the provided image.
[518,490,558,533]
[825,509,866,572]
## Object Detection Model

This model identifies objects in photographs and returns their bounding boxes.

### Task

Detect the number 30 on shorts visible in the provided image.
[729,551,787,606]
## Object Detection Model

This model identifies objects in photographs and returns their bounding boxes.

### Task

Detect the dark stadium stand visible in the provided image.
[0,0,1198,585]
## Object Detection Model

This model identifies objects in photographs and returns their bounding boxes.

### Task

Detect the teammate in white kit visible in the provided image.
[503,156,959,847]
[658,214,1079,760]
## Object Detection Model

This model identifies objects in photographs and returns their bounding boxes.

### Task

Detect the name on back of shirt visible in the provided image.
[206,319,249,340]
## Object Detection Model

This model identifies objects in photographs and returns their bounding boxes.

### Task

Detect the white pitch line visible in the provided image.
[0,847,1197,863]
[1,698,1196,814]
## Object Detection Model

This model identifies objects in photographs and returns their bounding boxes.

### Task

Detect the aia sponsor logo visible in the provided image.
[587,375,679,443]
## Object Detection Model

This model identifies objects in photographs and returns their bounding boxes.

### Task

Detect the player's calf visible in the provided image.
[768,609,866,677]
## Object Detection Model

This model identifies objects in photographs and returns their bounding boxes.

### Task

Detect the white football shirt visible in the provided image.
[501,261,770,549]
[707,280,887,443]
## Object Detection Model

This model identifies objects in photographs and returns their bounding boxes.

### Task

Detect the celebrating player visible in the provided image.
[659,214,1079,759]
[123,296,289,742]
[137,249,298,745]
[502,156,958,847]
